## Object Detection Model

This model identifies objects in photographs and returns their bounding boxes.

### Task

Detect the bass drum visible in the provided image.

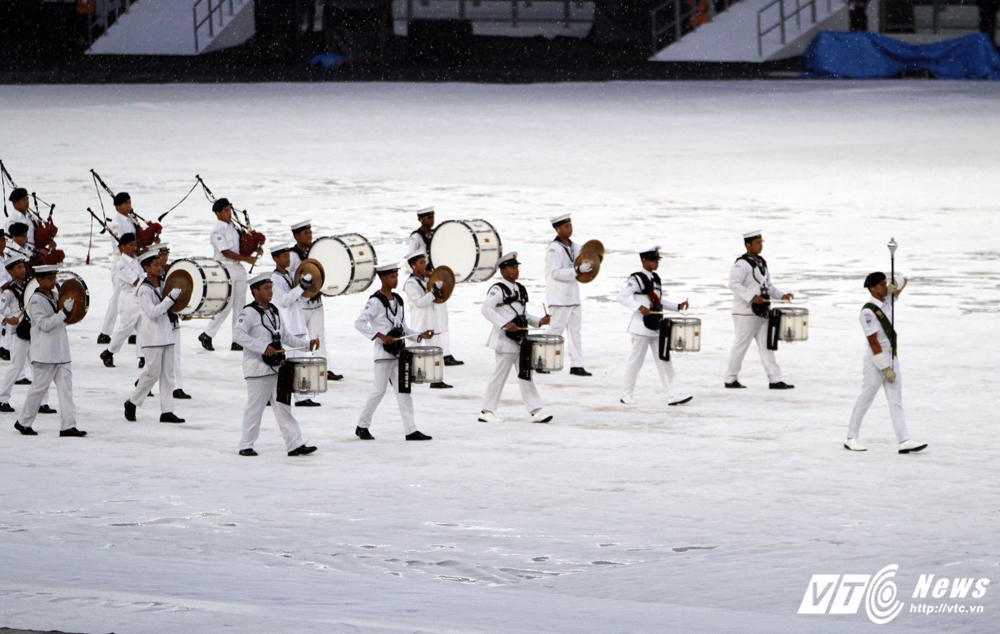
[308,234,377,296]
[429,219,502,284]
[24,270,90,325]
[164,258,232,318]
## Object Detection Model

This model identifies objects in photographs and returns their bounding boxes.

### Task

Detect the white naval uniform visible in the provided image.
[616,271,685,403]
[0,282,49,406]
[271,269,312,404]
[100,213,138,336]
[107,254,144,355]
[725,255,785,384]
[3,246,32,370]
[0,253,11,354]
[480,279,544,415]
[6,208,36,251]
[848,296,911,442]
[354,291,418,435]
[407,230,452,356]
[204,220,248,340]
[402,274,448,353]
[129,279,176,413]
[233,302,309,452]
[544,238,584,368]
[17,289,76,431]
[288,246,329,365]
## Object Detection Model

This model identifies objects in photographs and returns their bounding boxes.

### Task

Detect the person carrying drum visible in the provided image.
[617,246,693,406]
[234,273,319,457]
[124,251,185,424]
[402,248,452,389]
[100,232,143,368]
[270,242,321,407]
[287,219,343,382]
[406,207,463,367]
[12,265,85,437]
[98,192,140,346]
[156,244,191,401]
[479,251,553,424]
[0,255,54,415]
[199,198,258,353]
[354,262,434,441]
[544,214,591,377]
[725,230,795,390]
[845,272,927,454]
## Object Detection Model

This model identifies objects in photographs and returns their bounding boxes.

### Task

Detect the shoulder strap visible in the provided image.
[629,271,653,295]
[863,302,897,355]
[370,291,391,309]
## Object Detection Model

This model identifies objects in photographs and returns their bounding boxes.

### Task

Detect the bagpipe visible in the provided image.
[91,169,163,251]
[195,175,266,257]
[1,160,65,266]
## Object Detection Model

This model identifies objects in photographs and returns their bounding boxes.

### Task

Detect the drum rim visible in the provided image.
[429,219,502,284]
[408,345,444,356]
[288,357,326,365]
[668,317,702,325]
[779,307,809,316]
[168,257,232,317]
[525,334,564,343]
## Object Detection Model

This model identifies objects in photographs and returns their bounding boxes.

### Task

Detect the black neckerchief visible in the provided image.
[7,282,24,310]
[274,268,294,290]
[34,288,58,312]
[412,229,432,250]
[408,275,428,293]
[292,244,309,261]
[553,237,574,264]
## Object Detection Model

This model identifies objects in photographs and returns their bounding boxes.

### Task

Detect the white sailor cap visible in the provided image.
[404,249,426,264]
[376,261,400,274]
[4,254,26,269]
[156,242,170,251]
[743,229,763,240]
[498,251,520,267]
[249,272,273,289]
[639,245,661,260]
[550,213,572,227]
[291,219,312,232]
[416,207,435,218]
[270,242,294,256]
[32,264,60,275]
[138,251,160,265]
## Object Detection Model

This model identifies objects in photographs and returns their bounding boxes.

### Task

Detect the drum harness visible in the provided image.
[737,254,771,319]
[370,291,416,394]
[489,281,537,381]
[9,282,30,341]
[245,301,296,405]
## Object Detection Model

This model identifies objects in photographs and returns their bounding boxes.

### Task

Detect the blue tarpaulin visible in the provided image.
[803,32,1000,80]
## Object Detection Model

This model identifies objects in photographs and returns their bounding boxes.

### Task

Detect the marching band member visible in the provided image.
[100,233,143,368]
[0,255,53,414]
[156,244,191,400]
[6,222,33,261]
[124,251,185,424]
[479,251,553,424]
[544,214,590,376]
[288,220,342,381]
[725,230,795,390]
[234,273,319,457]
[617,246,692,406]
[1,228,11,361]
[199,198,257,352]
[354,262,434,441]
[13,265,85,437]
[402,249,451,389]
[270,242,320,407]
[6,188,35,251]
[98,193,139,345]
[845,272,927,454]
[406,208,462,366]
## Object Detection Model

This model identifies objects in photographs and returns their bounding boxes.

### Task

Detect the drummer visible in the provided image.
[98,192,139,346]
[479,251,553,424]
[0,255,53,415]
[406,208,463,367]
[100,232,143,368]
[616,246,692,406]
[156,244,191,400]
[402,248,452,389]
[288,220,342,382]
[544,214,591,377]
[270,242,321,407]
[354,262,434,441]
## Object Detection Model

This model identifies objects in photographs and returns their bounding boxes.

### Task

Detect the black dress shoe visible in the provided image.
[443,355,464,366]
[15,378,31,385]
[124,400,136,422]
[38,405,57,414]
[14,421,37,435]
[159,412,185,423]
[429,381,453,389]
[100,350,115,368]
[173,389,192,399]
[569,367,592,377]
[138,357,145,369]
[295,399,321,407]
[60,427,87,437]
[668,396,694,406]
[231,342,243,351]
[724,381,746,389]
[327,371,343,381]
[198,333,214,351]
[0,347,8,361]
[239,448,258,456]
[406,430,433,441]
[769,381,795,390]
[97,333,112,344]
[355,426,374,440]
[128,334,136,345]
[288,444,318,456]
[0,402,14,412]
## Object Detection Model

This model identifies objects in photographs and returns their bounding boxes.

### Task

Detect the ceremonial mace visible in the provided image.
[887,237,897,358]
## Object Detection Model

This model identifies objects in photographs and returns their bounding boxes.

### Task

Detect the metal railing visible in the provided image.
[87,0,140,45]
[651,0,745,55]
[194,0,251,53]
[757,0,843,56]
[401,0,593,29]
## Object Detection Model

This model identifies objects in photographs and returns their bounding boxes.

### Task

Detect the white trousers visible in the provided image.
[421,303,451,356]
[621,335,678,401]
[481,351,543,415]
[130,345,175,413]
[109,294,141,355]
[303,304,328,361]
[206,264,247,339]
[848,354,910,442]
[357,359,416,434]
[2,323,10,351]
[725,315,782,383]
[0,335,49,405]
[173,330,184,390]
[546,305,584,368]
[241,374,304,452]
[18,362,75,431]
[101,262,122,335]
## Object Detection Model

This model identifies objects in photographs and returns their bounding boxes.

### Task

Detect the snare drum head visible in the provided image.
[429,221,478,283]
[58,276,89,324]
[163,269,194,314]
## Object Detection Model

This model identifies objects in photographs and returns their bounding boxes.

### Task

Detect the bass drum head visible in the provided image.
[429,221,477,283]
[166,260,207,316]
[309,237,352,296]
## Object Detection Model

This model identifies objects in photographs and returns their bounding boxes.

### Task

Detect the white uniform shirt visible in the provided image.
[233,302,308,379]
[27,289,70,364]
[0,256,11,289]
[860,296,896,357]
[408,230,433,260]
[6,209,36,250]
[545,238,581,307]
[729,255,783,316]
[0,282,24,323]
[210,220,242,267]
[108,213,137,256]
[135,279,176,347]
[617,270,681,337]
[114,254,143,294]
[402,275,437,333]
[7,242,32,263]
[270,270,309,338]
[355,292,416,361]
[288,245,323,309]
[481,279,542,354]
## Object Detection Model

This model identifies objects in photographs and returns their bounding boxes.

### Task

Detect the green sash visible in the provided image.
[864,302,897,356]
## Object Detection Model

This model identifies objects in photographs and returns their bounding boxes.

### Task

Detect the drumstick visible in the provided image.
[393,331,448,341]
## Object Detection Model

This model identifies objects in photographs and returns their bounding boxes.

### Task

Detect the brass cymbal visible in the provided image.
[164,269,194,314]
[427,265,455,304]
[295,259,325,299]
[574,239,605,283]
[58,278,89,325]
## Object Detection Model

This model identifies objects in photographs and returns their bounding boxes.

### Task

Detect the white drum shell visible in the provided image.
[24,271,90,317]
[526,334,564,372]
[409,346,444,384]
[779,307,809,342]
[309,234,377,297]
[668,318,701,352]
[429,219,502,284]
[166,258,232,318]
[290,357,328,395]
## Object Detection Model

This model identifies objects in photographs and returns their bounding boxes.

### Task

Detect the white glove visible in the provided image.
[577,262,593,274]
[882,367,897,383]
[61,298,75,314]
[433,280,444,289]
[886,282,898,294]
[872,352,896,383]
[299,273,313,289]
[168,288,182,301]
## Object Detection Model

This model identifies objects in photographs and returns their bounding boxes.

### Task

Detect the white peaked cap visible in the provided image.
[639,245,660,255]
[138,251,160,264]
[270,242,294,255]
[404,249,426,263]
[32,264,60,274]
[249,272,272,288]
[290,219,312,231]
[497,251,520,266]
[4,254,27,267]
[376,262,400,273]
[743,229,763,239]
[156,243,170,251]
[416,207,435,217]
[550,213,571,226]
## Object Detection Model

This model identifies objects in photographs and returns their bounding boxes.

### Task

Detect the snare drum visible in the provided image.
[308,234,377,296]
[778,307,808,342]
[408,346,443,384]
[429,219,502,283]
[666,317,701,352]
[289,357,328,396]
[165,258,232,318]
[526,334,564,372]
[24,270,90,325]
